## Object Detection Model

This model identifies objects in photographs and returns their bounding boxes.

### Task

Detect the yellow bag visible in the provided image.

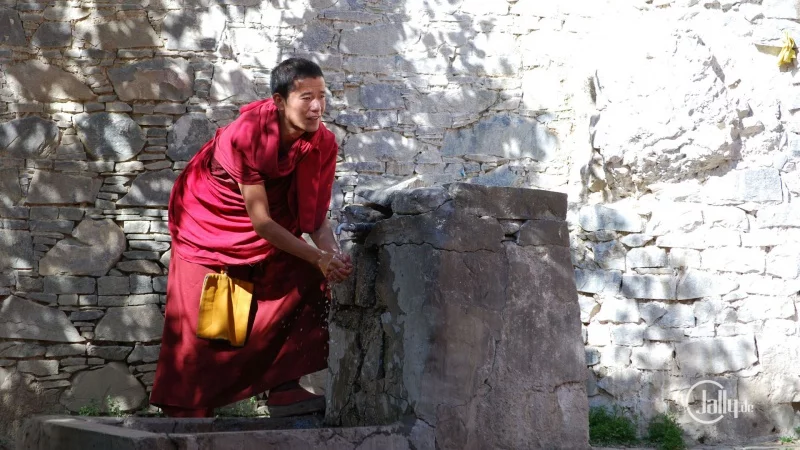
[196,270,254,347]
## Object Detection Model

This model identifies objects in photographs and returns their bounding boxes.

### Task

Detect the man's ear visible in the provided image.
[272,93,284,110]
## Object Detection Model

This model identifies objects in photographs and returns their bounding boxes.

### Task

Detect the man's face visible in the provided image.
[277,77,326,134]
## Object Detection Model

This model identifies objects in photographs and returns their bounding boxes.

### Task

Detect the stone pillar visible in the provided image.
[327,183,590,449]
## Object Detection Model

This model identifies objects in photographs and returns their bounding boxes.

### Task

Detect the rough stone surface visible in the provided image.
[39,219,126,276]
[0,296,83,342]
[163,6,227,51]
[210,60,258,102]
[74,17,160,50]
[60,362,146,413]
[0,230,32,270]
[5,61,95,102]
[343,130,420,162]
[26,171,101,205]
[448,183,567,220]
[31,22,71,48]
[0,169,21,208]
[675,336,758,376]
[366,203,504,252]
[108,58,193,102]
[116,169,178,207]
[167,113,217,161]
[0,117,60,159]
[579,205,643,232]
[621,274,676,300]
[676,270,739,300]
[74,113,145,162]
[0,7,26,46]
[574,269,622,295]
[94,305,164,343]
[390,186,450,215]
[442,115,557,161]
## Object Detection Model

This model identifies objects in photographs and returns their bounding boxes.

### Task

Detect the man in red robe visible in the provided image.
[150,58,352,418]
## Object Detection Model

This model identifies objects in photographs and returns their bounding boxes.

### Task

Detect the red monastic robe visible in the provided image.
[149,98,337,412]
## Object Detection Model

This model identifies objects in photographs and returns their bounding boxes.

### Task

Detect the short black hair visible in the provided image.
[270,58,324,98]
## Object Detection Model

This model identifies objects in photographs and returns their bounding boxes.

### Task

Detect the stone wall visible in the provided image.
[3,0,800,445]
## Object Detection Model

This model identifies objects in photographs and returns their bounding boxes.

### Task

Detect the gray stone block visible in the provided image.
[108,58,193,102]
[167,113,217,161]
[94,305,164,342]
[621,274,676,300]
[127,344,161,363]
[656,304,695,328]
[163,6,227,51]
[74,112,145,162]
[0,230,32,270]
[44,276,95,295]
[0,168,22,208]
[75,17,159,50]
[43,6,90,21]
[442,115,557,161]
[18,360,59,376]
[631,343,673,370]
[335,111,398,129]
[0,342,46,358]
[153,276,168,293]
[39,219,126,277]
[69,310,104,321]
[703,168,783,204]
[579,205,643,232]
[574,270,622,295]
[343,130,419,163]
[366,202,503,252]
[87,344,131,361]
[0,296,83,342]
[610,324,646,346]
[116,261,162,275]
[0,7,26,46]
[675,336,757,375]
[116,170,177,207]
[517,220,569,246]
[0,117,60,159]
[340,23,411,56]
[626,247,667,269]
[30,220,74,234]
[60,362,146,413]
[45,344,85,357]
[31,22,71,48]
[449,183,568,220]
[5,61,95,102]
[27,171,101,204]
[467,165,527,188]
[129,276,153,294]
[360,84,404,110]
[676,270,738,300]
[593,241,626,270]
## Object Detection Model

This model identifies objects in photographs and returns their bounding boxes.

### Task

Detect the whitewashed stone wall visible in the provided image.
[2,0,800,445]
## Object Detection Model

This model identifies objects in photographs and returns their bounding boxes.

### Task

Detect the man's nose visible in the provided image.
[310,99,322,112]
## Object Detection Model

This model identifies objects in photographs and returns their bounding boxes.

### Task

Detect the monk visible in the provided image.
[150,58,352,418]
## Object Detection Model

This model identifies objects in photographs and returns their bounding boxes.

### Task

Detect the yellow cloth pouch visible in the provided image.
[197,270,254,347]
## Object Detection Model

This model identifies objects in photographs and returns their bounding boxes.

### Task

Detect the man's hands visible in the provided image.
[315,250,353,284]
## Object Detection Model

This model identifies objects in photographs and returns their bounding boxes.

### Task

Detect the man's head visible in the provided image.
[271,58,326,135]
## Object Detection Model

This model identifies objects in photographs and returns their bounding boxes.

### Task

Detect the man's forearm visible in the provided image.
[310,219,340,254]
